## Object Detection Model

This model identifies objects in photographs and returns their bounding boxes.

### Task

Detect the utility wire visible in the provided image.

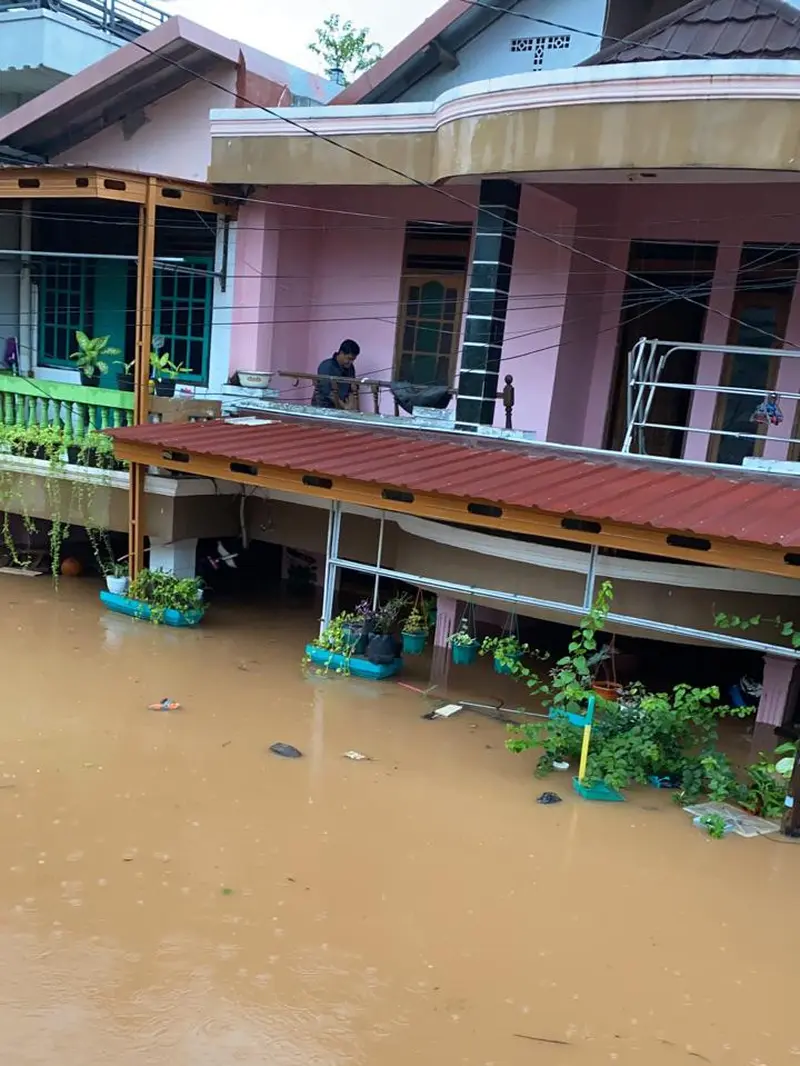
[118,32,789,348]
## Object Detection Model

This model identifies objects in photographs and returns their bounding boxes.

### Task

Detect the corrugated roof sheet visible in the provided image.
[109,416,800,549]
[583,0,800,65]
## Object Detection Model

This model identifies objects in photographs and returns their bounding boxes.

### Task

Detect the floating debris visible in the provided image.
[537,792,562,805]
[269,743,303,759]
[148,698,181,712]
[342,751,371,761]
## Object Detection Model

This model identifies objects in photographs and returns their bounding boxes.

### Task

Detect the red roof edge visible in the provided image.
[331,0,468,104]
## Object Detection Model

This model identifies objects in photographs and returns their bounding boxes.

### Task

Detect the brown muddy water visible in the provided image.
[1,580,798,1066]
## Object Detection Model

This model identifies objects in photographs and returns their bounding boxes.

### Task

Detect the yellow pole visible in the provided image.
[578,723,592,783]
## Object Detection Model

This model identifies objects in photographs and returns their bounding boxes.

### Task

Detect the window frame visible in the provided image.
[153,256,214,386]
[36,256,93,370]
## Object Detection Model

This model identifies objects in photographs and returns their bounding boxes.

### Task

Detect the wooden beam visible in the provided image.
[108,439,800,582]
[0,167,236,215]
[128,461,146,583]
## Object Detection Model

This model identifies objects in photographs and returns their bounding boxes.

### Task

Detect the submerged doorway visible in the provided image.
[605,241,718,457]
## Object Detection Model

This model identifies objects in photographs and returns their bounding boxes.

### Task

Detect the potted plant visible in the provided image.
[104,561,129,595]
[401,604,429,655]
[117,359,135,393]
[150,351,188,397]
[367,592,410,664]
[102,567,205,626]
[448,619,479,665]
[70,331,121,386]
[480,633,529,676]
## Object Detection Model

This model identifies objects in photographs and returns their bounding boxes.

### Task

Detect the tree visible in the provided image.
[309,14,384,86]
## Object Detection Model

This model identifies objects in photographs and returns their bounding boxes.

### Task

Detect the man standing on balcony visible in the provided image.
[312,339,360,409]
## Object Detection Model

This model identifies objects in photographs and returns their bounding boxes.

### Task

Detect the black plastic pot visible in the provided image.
[80,370,101,388]
[118,373,134,393]
[367,633,398,665]
[154,378,176,397]
[21,444,47,460]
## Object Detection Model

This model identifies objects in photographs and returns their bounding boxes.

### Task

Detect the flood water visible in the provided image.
[1,580,798,1065]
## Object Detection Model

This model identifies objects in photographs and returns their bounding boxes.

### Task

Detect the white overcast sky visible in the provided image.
[161,0,443,72]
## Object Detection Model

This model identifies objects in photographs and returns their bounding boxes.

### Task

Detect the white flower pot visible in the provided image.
[106,574,128,595]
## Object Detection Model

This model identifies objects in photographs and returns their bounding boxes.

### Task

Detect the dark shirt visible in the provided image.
[313,356,355,408]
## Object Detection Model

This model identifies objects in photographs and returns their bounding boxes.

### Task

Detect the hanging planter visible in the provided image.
[401,597,430,656]
[448,615,479,665]
[480,617,529,677]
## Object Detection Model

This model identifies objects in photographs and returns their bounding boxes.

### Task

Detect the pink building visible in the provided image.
[213,0,800,472]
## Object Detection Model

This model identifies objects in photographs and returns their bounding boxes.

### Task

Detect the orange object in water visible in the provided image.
[60,557,82,577]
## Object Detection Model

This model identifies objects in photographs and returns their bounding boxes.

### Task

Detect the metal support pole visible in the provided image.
[582,545,598,611]
[372,512,385,610]
[319,500,341,634]
[128,176,157,580]
[780,748,800,837]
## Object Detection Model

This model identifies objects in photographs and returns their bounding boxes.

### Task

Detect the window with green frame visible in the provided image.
[37,257,92,369]
[154,258,213,385]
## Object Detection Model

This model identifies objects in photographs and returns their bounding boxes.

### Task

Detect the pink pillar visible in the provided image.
[434,595,458,647]
[756,654,797,726]
[431,595,458,691]
[763,282,800,460]
[581,238,629,449]
[230,201,281,373]
[683,242,741,461]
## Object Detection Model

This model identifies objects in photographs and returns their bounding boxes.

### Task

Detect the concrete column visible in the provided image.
[148,537,198,578]
[230,201,280,373]
[683,242,741,461]
[756,654,797,727]
[456,180,521,428]
[431,595,458,690]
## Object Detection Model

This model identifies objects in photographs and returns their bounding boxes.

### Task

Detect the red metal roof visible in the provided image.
[108,416,800,548]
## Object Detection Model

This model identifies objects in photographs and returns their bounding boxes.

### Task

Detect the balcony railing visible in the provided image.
[623,338,800,466]
[0,375,221,442]
[0,374,133,440]
[274,373,517,429]
[0,0,168,39]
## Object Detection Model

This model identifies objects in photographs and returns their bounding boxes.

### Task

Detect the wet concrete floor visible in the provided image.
[0,581,798,1065]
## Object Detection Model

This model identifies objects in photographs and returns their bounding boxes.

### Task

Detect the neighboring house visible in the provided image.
[0,15,336,392]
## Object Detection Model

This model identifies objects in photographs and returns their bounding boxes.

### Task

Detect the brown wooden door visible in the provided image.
[394,275,465,386]
[709,293,790,465]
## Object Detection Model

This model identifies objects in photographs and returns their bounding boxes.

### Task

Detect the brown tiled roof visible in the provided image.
[109,415,800,549]
[583,0,800,65]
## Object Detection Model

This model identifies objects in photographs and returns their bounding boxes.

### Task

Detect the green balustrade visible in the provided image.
[0,373,133,440]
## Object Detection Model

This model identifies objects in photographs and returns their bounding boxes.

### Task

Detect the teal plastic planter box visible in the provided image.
[305,644,401,679]
[573,776,624,802]
[401,631,426,656]
[100,590,204,627]
[451,642,478,666]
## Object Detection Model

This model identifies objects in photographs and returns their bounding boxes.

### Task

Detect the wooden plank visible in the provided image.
[108,439,800,581]
[148,396,222,422]
[128,461,146,582]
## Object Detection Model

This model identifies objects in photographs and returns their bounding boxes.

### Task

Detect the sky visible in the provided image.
[160,0,443,73]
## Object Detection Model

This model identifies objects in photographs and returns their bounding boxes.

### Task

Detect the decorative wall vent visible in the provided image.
[510,34,571,68]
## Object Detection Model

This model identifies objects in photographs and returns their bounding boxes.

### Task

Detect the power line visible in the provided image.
[121,32,789,350]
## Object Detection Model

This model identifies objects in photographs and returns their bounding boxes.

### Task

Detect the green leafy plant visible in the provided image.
[480,633,530,677]
[699,813,729,839]
[307,611,357,675]
[70,331,121,380]
[374,592,411,635]
[447,619,478,648]
[149,351,188,382]
[402,605,429,635]
[309,13,383,84]
[127,568,205,624]
[715,610,800,649]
